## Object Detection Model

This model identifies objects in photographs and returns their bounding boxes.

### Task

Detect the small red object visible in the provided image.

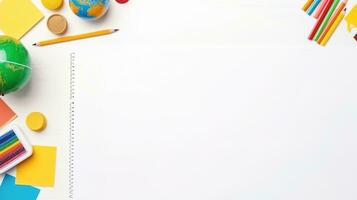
[115,0,129,3]
[354,34,357,41]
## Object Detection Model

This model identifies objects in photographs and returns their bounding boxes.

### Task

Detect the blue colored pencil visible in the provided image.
[307,0,322,15]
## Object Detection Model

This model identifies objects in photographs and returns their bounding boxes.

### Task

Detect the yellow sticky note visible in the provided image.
[0,0,44,40]
[16,146,57,187]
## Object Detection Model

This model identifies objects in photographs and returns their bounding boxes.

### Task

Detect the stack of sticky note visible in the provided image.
[0,175,40,200]
[302,0,354,46]
[16,145,57,188]
[0,99,58,200]
[0,0,43,40]
[0,144,57,200]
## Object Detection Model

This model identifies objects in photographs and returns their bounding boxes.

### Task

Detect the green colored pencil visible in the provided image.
[313,0,340,41]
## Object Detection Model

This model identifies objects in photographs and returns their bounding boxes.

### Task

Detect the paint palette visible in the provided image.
[0,125,33,174]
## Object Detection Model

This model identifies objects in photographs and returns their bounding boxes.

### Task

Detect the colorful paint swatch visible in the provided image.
[0,174,40,200]
[0,99,16,129]
[16,146,57,187]
[0,130,27,169]
[0,0,44,39]
[0,126,33,174]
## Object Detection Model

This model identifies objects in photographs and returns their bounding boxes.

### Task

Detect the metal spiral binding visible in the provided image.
[69,53,75,199]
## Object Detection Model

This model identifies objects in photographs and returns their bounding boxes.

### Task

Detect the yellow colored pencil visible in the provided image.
[303,0,314,11]
[33,29,119,46]
[320,9,345,46]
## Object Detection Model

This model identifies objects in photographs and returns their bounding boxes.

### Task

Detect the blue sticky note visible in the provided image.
[0,174,40,200]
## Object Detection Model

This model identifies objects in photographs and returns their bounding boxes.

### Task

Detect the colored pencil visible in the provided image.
[303,0,314,11]
[0,136,17,150]
[354,34,357,41]
[33,29,119,46]
[317,1,348,43]
[0,131,15,145]
[0,143,23,159]
[313,0,340,41]
[307,0,322,15]
[308,0,333,40]
[314,0,327,18]
[320,9,345,46]
[0,148,26,169]
[0,141,21,156]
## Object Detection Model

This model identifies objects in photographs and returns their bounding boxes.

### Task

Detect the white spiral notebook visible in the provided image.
[70,49,357,200]
[68,1,357,200]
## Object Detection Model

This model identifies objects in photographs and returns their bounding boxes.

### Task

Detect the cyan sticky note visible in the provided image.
[0,174,40,200]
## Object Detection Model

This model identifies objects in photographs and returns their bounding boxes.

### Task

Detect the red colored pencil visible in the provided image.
[308,0,333,40]
[354,34,357,41]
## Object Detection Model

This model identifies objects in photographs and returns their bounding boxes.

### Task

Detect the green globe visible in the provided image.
[0,36,31,95]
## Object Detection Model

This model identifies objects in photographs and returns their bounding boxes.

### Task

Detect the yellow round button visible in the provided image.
[41,0,63,10]
[26,112,47,132]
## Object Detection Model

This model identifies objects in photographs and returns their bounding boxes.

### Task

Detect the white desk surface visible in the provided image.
[1,0,357,199]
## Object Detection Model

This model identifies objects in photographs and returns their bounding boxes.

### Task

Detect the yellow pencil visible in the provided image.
[302,0,314,11]
[33,29,119,46]
[320,9,345,46]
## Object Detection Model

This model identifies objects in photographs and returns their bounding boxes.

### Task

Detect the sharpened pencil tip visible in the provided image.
[32,43,36,46]
[114,29,119,32]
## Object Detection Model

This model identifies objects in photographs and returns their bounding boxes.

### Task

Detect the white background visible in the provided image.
[1,0,357,199]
